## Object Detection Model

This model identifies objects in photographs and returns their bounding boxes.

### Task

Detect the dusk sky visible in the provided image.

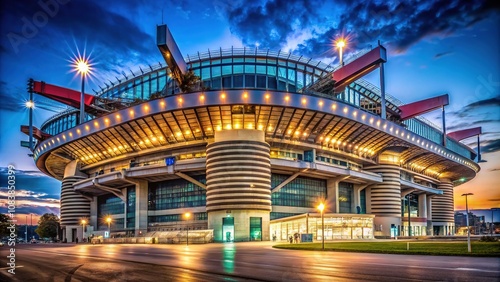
[0,0,499,225]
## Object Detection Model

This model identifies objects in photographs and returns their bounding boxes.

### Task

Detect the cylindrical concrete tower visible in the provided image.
[365,164,401,237]
[60,161,90,242]
[432,179,454,235]
[206,129,271,242]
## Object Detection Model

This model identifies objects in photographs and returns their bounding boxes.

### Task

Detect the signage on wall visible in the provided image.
[165,156,176,166]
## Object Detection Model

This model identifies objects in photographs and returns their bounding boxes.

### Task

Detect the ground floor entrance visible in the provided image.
[222,217,234,242]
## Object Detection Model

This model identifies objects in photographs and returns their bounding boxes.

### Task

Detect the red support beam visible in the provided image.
[21,125,51,141]
[399,94,449,121]
[332,46,387,92]
[447,127,482,141]
[33,81,95,109]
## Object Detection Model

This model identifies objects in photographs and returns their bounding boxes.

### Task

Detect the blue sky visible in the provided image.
[0,0,499,222]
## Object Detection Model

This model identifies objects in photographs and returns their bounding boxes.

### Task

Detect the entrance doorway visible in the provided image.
[222,217,234,242]
[71,228,77,242]
[249,217,262,241]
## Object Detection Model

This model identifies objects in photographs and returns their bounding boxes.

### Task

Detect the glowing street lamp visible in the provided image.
[81,219,87,240]
[74,57,91,125]
[336,38,346,66]
[317,202,325,250]
[462,193,473,253]
[105,216,112,237]
[184,212,191,246]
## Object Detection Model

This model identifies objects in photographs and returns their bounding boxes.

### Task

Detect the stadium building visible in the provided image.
[22,25,481,242]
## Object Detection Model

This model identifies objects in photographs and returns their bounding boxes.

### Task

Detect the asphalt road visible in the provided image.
[0,242,498,281]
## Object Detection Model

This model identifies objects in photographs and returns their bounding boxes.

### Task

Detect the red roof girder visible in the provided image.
[399,94,449,121]
[333,46,387,91]
[33,81,95,109]
[447,127,481,141]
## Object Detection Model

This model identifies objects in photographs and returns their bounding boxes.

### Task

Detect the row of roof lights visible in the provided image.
[33,91,477,171]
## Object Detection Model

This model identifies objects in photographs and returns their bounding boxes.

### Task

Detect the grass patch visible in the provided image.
[273,241,500,257]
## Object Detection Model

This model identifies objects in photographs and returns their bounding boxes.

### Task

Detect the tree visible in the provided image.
[0,213,11,238]
[35,213,60,240]
[179,70,202,93]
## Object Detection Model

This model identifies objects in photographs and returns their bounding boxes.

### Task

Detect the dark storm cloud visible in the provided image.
[0,167,61,216]
[447,119,498,131]
[0,81,22,112]
[449,95,500,119]
[223,0,324,49]
[0,0,156,74]
[222,0,499,58]
[482,139,500,153]
[0,167,60,198]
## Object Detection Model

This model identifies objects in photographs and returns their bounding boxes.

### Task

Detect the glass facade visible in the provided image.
[271,174,326,208]
[360,189,366,214]
[98,67,171,100]
[148,175,206,210]
[148,212,208,224]
[127,187,136,229]
[338,182,354,213]
[270,214,374,241]
[40,109,92,136]
[402,195,419,217]
[270,212,301,220]
[98,195,125,216]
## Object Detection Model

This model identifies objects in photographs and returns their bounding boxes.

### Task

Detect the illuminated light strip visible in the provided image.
[33,90,478,174]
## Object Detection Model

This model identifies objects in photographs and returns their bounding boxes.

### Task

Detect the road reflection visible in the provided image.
[222,243,235,273]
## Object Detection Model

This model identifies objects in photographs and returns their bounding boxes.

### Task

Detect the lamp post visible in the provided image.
[335,38,346,66]
[317,203,325,250]
[25,215,28,242]
[106,217,112,238]
[26,79,35,151]
[81,219,87,241]
[75,58,90,124]
[184,212,191,246]
[407,194,412,237]
[462,193,473,253]
[490,208,500,236]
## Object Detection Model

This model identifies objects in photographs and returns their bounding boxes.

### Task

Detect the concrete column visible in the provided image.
[326,179,339,213]
[90,196,98,230]
[426,195,434,235]
[206,129,271,242]
[432,178,454,235]
[326,176,349,213]
[135,180,148,236]
[418,193,427,219]
[365,164,401,237]
[61,160,90,242]
[353,184,369,214]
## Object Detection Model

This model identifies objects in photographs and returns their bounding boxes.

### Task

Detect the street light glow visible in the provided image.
[317,203,325,212]
[76,59,90,75]
[81,219,87,225]
[184,212,191,219]
[25,101,35,108]
[336,39,346,48]
[335,37,347,65]
[106,217,112,223]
